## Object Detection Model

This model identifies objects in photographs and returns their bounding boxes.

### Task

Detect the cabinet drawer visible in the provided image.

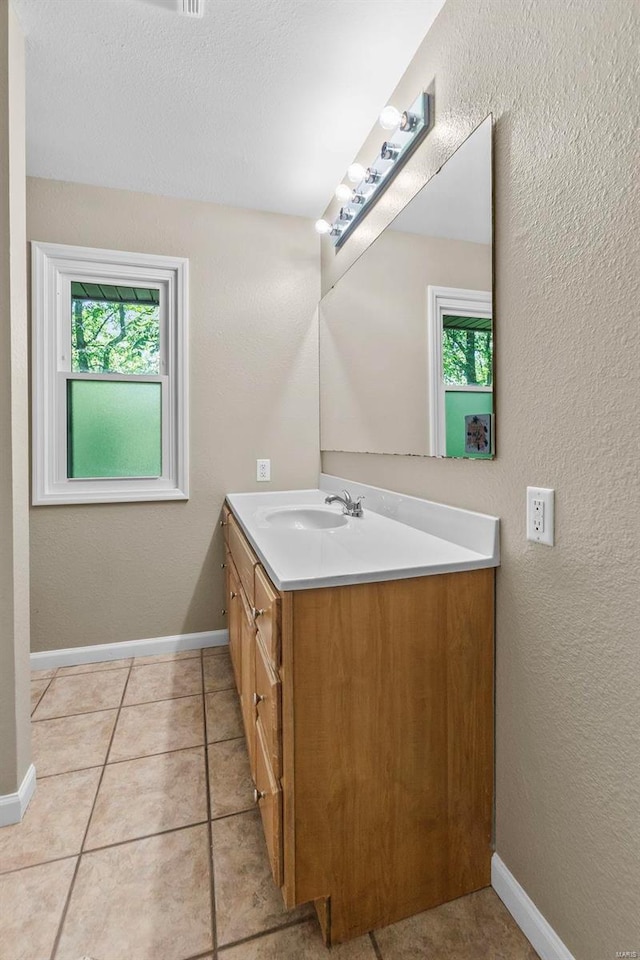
[228,515,258,607]
[255,635,282,779]
[226,559,242,693]
[221,504,232,544]
[255,564,280,666]
[255,719,283,887]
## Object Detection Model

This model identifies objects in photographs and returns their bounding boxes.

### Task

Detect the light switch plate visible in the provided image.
[527,486,554,545]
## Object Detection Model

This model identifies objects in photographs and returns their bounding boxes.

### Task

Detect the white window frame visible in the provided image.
[32,241,189,505]
[427,285,492,457]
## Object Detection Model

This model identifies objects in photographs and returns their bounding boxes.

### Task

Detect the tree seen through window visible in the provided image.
[442,314,492,386]
[71,283,160,375]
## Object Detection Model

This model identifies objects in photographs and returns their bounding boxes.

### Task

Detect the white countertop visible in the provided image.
[226,477,499,591]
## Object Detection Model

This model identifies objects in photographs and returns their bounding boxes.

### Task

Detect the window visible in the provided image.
[427,286,493,458]
[32,242,189,504]
[442,316,493,388]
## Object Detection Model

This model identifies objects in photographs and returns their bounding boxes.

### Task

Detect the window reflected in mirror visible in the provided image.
[442,314,493,459]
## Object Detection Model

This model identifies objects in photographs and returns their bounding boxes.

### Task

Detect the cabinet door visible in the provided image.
[255,719,283,887]
[239,595,257,777]
[255,635,282,779]
[226,558,242,693]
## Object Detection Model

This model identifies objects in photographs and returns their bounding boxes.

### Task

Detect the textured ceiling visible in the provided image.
[13,0,446,218]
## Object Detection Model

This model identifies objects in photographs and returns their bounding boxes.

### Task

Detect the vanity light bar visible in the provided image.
[321,91,431,249]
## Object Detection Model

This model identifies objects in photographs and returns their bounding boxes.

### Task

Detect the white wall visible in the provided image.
[0,0,30,799]
[27,179,320,650]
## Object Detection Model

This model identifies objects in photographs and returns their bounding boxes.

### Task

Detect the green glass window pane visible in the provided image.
[67,380,162,478]
[445,390,493,459]
[70,285,160,374]
[442,316,493,387]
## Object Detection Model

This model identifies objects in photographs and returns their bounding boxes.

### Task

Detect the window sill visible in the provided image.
[32,485,189,506]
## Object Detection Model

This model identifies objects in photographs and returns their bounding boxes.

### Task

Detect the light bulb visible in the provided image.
[379,105,402,130]
[314,219,331,235]
[334,183,352,203]
[347,162,366,184]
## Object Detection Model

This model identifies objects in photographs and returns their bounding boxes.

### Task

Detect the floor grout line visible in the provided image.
[106,740,206,765]
[370,929,385,959]
[217,915,312,952]
[35,763,105,780]
[32,689,205,723]
[0,820,214,878]
[200,649,220,960]
[31,705,119,725]
[207,735,245,747]
[105,742,206,768]
[56,657,133,680]
[82,819,210,855]
[0,852,78,879]
[29,675,55,717]
[50,658,134,960]
[210,805,256,824]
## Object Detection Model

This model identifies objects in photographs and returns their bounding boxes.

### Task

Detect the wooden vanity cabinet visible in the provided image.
[222,502,495,945]
[225,559,242,691]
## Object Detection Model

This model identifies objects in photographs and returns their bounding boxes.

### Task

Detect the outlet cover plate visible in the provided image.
[527,486,554,545]
[257,459,271,482]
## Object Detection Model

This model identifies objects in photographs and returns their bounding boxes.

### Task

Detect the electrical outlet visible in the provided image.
[256,459,271,482]
[527,486,554,545]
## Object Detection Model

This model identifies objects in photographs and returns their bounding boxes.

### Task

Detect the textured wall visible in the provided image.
[0,0,30,796]
[322,0,639,956]
[28,179,320,650]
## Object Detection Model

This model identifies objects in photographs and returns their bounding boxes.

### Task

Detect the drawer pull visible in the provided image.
[253,788,266,803]
[253,692,265,706]
[220,519,227,527]
[221,608,227,616]
[230,591,237,599]
[252,607,265,620]
[221,562,227,569]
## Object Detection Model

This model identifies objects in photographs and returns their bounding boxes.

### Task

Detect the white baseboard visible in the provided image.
[492,854,575,960]
[30,629,229,672]
[0,763,36,827]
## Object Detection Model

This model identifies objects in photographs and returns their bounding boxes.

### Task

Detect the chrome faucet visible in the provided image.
[324,489,365,518]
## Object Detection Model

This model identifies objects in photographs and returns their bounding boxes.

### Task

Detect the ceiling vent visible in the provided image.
[180,0,204,17]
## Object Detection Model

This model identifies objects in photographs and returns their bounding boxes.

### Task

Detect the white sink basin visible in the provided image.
[264,507,348,531]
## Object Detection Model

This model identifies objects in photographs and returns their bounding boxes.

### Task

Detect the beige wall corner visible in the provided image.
[27,180,320,650]
[321,0,640,956]
[0,0,31,803]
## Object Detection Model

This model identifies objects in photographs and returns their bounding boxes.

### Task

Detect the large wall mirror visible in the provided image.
[319,115,493,458]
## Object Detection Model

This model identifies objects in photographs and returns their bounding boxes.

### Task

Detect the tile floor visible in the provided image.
[0,647,541,960]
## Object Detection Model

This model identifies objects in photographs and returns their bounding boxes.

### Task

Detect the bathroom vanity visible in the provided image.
[222,477,499,944]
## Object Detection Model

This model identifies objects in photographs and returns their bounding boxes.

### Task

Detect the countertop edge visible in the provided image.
[225,493,498,593]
